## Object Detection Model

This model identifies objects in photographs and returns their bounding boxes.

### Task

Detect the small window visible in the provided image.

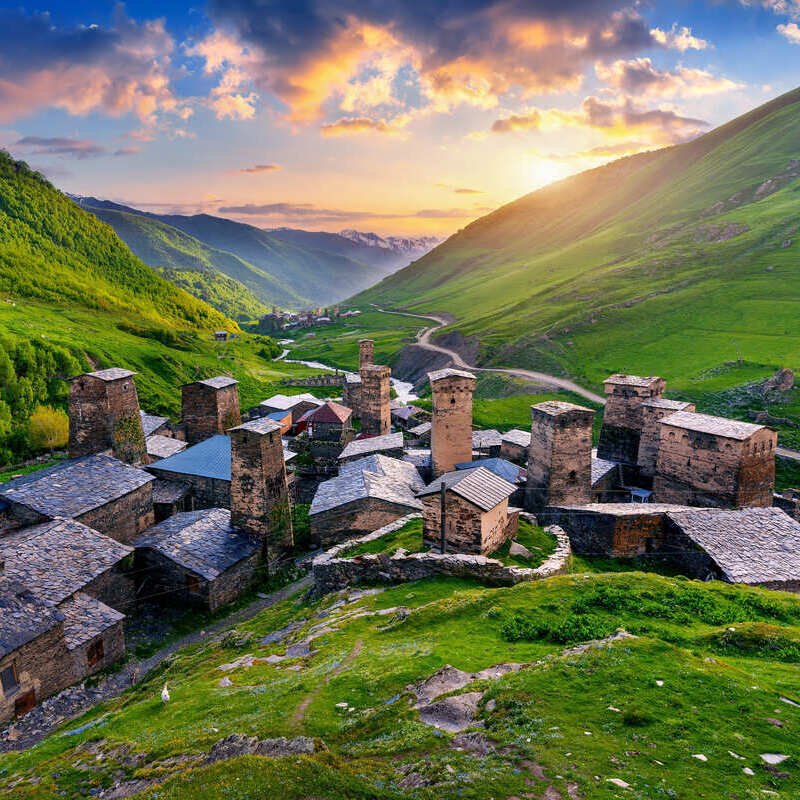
[1,664,19,696]
[186,574,201,594]
[87,639,105,668]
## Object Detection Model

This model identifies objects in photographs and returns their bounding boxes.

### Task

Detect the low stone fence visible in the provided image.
[311,513,572,595]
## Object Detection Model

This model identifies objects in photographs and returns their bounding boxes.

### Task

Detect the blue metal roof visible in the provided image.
[147,435,231,481]
[455,457,524,484]
[267,410,290,421]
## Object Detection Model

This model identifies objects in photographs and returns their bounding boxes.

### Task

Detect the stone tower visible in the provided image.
[359,339,374,369]
[69,368,146,465]
[596,374,665,464]
[429,368,477,477]
[525,401,595,511]
[229,417,293,566]
[359,364,391,436]
[637,398,696,478]
[181,376,241,445]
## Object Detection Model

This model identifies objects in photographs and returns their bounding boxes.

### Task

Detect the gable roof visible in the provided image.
[0,578,63,659]
[259,393,323,411]
[455,457,524,484]
[148,434,232,481]
[501,429,531,448]
[309,400,352,424]
[428,368,476,383]
[660,410,769,441]
[418,467,516,511]
[140,411,169,436]
[83,368,135,382]
[146,434,187,460]
[339,431,405,461]
[0,454,154,519]
[472,429,503,448]
[408,421,432,437]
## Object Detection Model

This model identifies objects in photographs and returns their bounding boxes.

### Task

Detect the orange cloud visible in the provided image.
[596,58,743,98]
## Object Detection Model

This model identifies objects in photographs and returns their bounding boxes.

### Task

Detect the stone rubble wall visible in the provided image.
[312,513,572,595]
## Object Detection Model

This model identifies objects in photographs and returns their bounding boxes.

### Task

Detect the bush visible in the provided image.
[500,611,616,645]
[28,405,69,452]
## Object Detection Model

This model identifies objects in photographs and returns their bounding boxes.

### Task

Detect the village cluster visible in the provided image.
[1,339,799,724]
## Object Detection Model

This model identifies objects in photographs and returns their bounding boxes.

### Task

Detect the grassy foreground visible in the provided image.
[2,572,798,799]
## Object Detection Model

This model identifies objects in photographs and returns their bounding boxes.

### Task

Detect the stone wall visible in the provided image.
[147,470,230,511]
[430,371,476,477]
[653,425,776,508]
[311,498,418,548]
[208,551,262,611]
[312,513,571,595]
[421,492,512,556]
[69,621,126,683]
[135,547,210,608]
[526,402,594,511]
[181,382,241,445]
[359,339,374,369]
[359,365,391,436]
[637,400,695,478]
[76,483,155,546]
[84,563,137,613]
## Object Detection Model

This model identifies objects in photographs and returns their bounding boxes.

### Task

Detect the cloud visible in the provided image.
[777,21,800,41]
[650,25,708,52]
[454,187,483,195]
[595,58,743,97]
[198,0,674,127]
[13,136,137,159]
[544,141,654,162]
[0,8,183,127]
[491,111,543,133]
[239,164,281,173]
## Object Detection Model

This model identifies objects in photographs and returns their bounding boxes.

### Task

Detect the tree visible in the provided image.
[28,405,69,452]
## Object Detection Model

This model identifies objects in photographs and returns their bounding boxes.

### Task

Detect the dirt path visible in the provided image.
[0,576,312,752]
[777,446,800,462]
[291,638,364,729]
[373,306,606,406]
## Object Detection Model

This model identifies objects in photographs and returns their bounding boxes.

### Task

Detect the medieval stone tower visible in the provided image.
[229,417,293,566]
[429,368,477,477]
[68,368,146,465]
[525,401,595,511]
[181,376,241,445]
[596,374,666,464]
[359,364,391,436]
[359,339,374,369]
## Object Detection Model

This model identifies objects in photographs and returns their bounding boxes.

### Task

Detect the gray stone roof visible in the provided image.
[472,429,503,449]
[146,434,187,460]
[660,411,768,441]
[311,455,425,516]
[532,400,592,416]
[152,479,191,505]
[419,467,516,511]
[85,368,136,382]
[666,508,800,584]
[501,429,531,448]
[428,368,476,383]
[403,448,432,468]
[230,417,283,435]
[140,411,170,436]
[0,577,63,659]
[591,453,619,485]
[197,376,238,389]
[59,592,124,651]
[136,508,259,580]
[0,454,154,519]
[604,374,662,388]
[339,432,405,461]
[641,398,694,411]
[344,372,362,385]
[0,518,133,605]
[555,503,691,516]
[408,421,432,437]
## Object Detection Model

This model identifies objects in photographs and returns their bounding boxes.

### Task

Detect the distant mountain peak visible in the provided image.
[338,229,441,257]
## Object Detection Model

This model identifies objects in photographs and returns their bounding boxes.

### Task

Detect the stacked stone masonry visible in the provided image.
[429,369,477,478]
[359,365,391,436]
[181,377,241,445]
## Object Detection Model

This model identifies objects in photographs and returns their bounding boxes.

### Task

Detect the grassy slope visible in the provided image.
[355,89,800,395]
[2,573,798,799]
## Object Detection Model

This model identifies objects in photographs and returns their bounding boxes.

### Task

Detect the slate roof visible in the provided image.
[0,518,133,605]
[152,479,191,505]
[310,454,425,516]
[0,578,63,659]
[197,376,238,389]
[604,374,662,388]
[403,448,432,468]
[501,429,531,448]
[472,429,503,449]
[418,467,516,511]
[660,410,768,441]
[391,405,422,422]
[146,434,187,460]
[308,401,352,424]
[59,592,125,651]
[339,432,405,461]
[641,398,694,411]
[260,393,323,411]
[591,452,619,485]
[532,400,591,416]
[136,508,259,580]
[140,411,170,436]
[554,503,691,515]
[666,508,800,585]
[84,368,135,382]
[147,435,232,481]
[0,454,154,519]
[230,417,283,435]
[428,368,476,383]
[455,457,525,484]
[408,421,432,437]
[344,372,362,385]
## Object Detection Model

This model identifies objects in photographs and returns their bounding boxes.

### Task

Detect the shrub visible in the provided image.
[28,405,69,451]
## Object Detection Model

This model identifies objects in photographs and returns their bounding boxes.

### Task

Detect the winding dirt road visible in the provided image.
[375,307,607,406]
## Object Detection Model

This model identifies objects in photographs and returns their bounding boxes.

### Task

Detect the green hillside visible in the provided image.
[2,572,799,798]
[356,88,800,397]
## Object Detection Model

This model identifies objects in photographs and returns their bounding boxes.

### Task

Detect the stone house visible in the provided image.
[264,409,293,435]
[338,432,405,464]
[0,454,155,544]
[472,429,503,458]
[310,455,424,547]
[636,398,696,478]
[181,376,241,445]
[304,401,353,442]
[652,411,776,508]
[455,457,525,507]
[419,467,518,556]
[391,405,425,430]
[407,421,432,444]
[257,393,323,425]
[591,451,623,502]
[500,429,530,465]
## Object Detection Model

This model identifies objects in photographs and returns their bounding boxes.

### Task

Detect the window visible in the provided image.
[1,664,19,696]
[87,639,105,668]
[186,574,201,594]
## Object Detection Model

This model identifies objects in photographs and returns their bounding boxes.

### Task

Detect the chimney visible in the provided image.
[229,417,293,566]
[181,376,240,445]
[359,339,374,370]
[69,368,146,464]
[429,368,477,477]
[525,401,594,511]
[359,364,391,436]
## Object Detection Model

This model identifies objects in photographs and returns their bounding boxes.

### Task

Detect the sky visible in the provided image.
[1,1,800,236]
